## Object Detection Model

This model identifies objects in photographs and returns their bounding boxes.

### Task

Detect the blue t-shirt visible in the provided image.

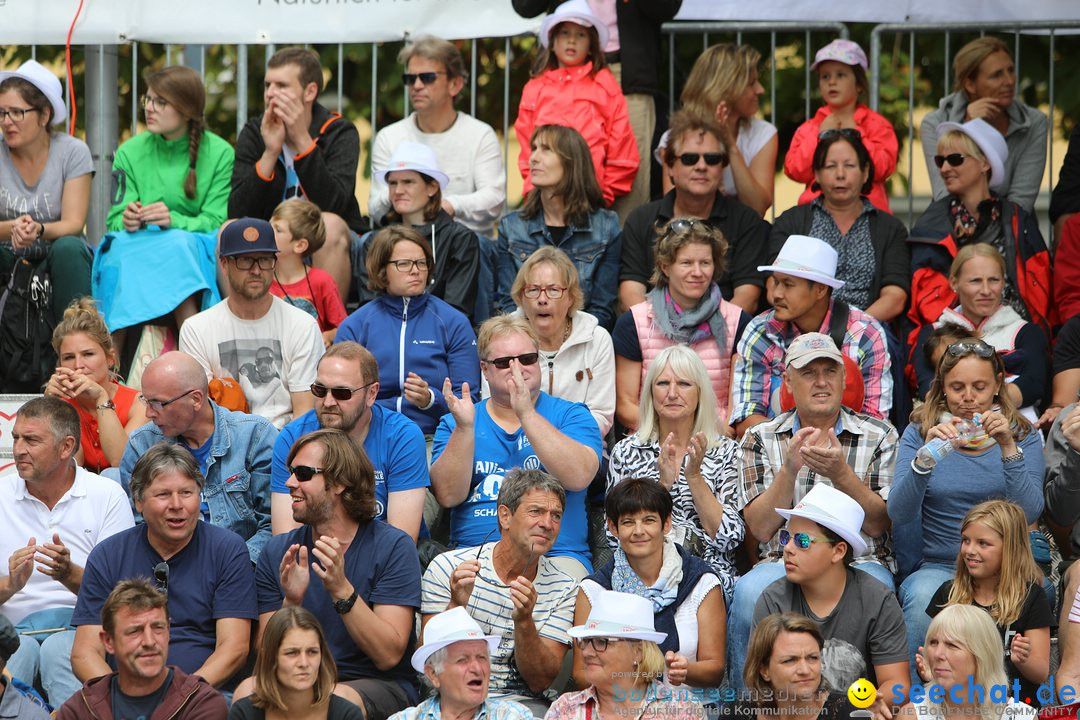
[432,392,603,569]
[72,522,257,677]
[255,522,421,698]
[271,405,429,521]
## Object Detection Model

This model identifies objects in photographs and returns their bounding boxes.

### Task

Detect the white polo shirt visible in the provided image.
[0,466,134,624]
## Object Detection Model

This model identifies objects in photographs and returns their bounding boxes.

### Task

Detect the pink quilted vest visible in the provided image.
[630,300,742,425]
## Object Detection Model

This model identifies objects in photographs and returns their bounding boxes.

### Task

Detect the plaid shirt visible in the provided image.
[736,407,898,572]
[389,697,534,720]
[729,300,893,424]
[545,683,706,720]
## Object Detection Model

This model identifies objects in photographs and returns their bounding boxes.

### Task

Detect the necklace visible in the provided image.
[562,316,572,344]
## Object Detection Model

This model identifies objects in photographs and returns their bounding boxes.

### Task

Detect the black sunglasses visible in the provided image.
[483,352,540,370]
[677,152,727,167]
[819,128,863,141]
[310,381,374,401]
[934,153,970,168]
[289,465,325,482]
[946,341,995,359]
[153,561,169,594]
[402,71,445,86]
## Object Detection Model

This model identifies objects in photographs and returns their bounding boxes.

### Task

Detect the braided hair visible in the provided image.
[146,66,206,199]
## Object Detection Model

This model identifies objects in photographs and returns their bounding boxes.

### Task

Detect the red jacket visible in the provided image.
[515,62,639,206]
[784,104,898,213]
[1054,213,1080,323]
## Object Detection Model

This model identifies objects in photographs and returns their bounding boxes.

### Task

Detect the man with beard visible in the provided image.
[121,351,275,563]
[268,342,428,540]
[180,217,324,429]
[256,429,421,720]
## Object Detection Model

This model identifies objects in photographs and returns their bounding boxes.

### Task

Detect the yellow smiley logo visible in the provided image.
[847,678,877,708]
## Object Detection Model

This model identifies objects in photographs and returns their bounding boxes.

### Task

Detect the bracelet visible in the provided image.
[1002,449,1024,464]
[36,222,44,239]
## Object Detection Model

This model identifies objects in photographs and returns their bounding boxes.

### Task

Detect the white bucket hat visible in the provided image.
[758,235,845,289]
[375,141,449,189]
[0,60,67,126]
[936,118,1008,191]
[567,590,667,644]
[539,0,609,50]
[411,607,500,673]
[775,484,868,557]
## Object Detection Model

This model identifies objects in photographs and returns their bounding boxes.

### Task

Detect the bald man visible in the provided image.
[119,351,277,563]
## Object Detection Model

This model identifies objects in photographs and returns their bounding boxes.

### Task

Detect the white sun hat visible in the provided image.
[936,118,1008,192]
[0,60,67,125]
[775,484,868,557]
[411,607,500,673]
[375,141,449,189]
[538,0,609,50]
[567,590,667,644]
[758,235,845,290]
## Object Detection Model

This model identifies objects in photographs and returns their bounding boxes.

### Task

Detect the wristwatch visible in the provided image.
[333,590,359,615]
[96,400,116,411]
[1002,448,1025,463]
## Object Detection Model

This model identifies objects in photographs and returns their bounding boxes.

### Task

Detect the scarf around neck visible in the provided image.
[611,538,684,612]
[647,284,727,354]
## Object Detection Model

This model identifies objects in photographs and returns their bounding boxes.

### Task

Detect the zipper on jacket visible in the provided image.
[397,297,410,414]
[546,357,554,395]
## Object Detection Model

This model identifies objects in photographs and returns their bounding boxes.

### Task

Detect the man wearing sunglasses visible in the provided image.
[369,36,506,238]
[430,316,603,578]
[120,351,275,564]
[618,111,769,316]
[229,46,363,302]
[268,342,429,541]
[752,485,909,718]
[180,217,324,430]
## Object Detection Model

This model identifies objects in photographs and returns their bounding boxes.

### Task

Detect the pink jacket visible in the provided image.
[784,103,899,213]
[515,62,639,206]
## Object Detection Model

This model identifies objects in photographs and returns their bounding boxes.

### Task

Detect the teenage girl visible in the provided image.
[784,38,898,212]
[514,0,638,207]
[919,500,1051,704]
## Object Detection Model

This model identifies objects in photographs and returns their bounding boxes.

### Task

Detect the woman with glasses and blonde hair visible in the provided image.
[336,225,479,437]
[496,124,621,330]
[97,65,234,342]
[613,220,750,433]
[608,347,742,596]
[888,336,1043,680]
[231,606,364,720]
[43,298,149,471]
[493,245,614,435]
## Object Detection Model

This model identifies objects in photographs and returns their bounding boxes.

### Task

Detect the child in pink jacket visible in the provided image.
[514,0,638,207]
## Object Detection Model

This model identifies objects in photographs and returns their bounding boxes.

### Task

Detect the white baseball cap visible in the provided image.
[785,332,844,370]
[0,60,67,125]
[758,235,845,290]
[411,607,500,673]
[776,484,868,557]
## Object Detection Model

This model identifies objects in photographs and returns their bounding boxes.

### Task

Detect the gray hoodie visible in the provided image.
[1044,402,1080,554]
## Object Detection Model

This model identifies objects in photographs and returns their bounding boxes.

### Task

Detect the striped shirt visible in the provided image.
[728,300,893,424]
[422,542,577,698]
[736,407,898,571]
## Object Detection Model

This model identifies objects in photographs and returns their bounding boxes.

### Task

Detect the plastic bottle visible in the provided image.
[914,416,982,470]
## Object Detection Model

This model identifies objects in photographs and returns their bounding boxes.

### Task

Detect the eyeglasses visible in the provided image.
[153,561,169,595]
[387,258,429,273]
[138,388,196,412]
[522,285,567,299]
[140,94,170,112]
[231,255,277,271]
[934,153,971,168]
[0,107,40,122]
[289,465,325,482]
[310,381,374,401]
[946,341,995,359]
[819,128,863,141]
[575,637,626,653]
[402,71,445,86]
[677,152,727,167]
[779,529,835,550]
[483,352,540,370]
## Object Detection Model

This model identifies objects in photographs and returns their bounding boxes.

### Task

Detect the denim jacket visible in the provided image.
[495,207,621,329]
[120,401,276,563]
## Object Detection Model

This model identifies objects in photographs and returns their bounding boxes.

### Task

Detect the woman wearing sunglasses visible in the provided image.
[613,220,750,432]
[547,590,705,720]
[336,226,479,437]
[910,244,1047,418]
[771,129,909,324]
[495,124,621,330]
[888,336,1043,677]
[908,118,1051,341]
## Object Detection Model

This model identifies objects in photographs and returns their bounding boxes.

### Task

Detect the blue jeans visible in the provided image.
[7,607,81,707]
[727,560,895,691]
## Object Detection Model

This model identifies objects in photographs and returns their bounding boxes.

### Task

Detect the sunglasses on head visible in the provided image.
[934,153,970,168]
[677,152,727,167]
[779,529,835,550]
[484,352,540,370]
[402,71,444,86]
[819,128,862,141]
[289,465,325,482]
[946,341,995,359]
[310,381,373,400]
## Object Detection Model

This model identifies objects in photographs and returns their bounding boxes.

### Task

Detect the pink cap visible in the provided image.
[811,39,868,72]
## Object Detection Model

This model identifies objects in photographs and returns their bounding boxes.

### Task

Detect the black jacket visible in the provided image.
[228,102,365,232]
[512,0,683,96]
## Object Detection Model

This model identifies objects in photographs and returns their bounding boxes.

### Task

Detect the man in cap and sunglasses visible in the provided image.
[268,342,429,541]
[430,315,603,579]
[179,217,324,430]
[618,110,770,316]
[120,351,275,563]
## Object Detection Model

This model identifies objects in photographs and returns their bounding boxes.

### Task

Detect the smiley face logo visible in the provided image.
[847,678,876,709]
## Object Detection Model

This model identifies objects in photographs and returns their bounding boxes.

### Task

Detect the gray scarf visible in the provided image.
[647,284,728,354]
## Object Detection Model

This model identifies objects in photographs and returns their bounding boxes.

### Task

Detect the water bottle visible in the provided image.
[914,416,982,470]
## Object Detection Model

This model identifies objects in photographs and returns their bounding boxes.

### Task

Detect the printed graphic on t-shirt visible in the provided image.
[218,339,292,413]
